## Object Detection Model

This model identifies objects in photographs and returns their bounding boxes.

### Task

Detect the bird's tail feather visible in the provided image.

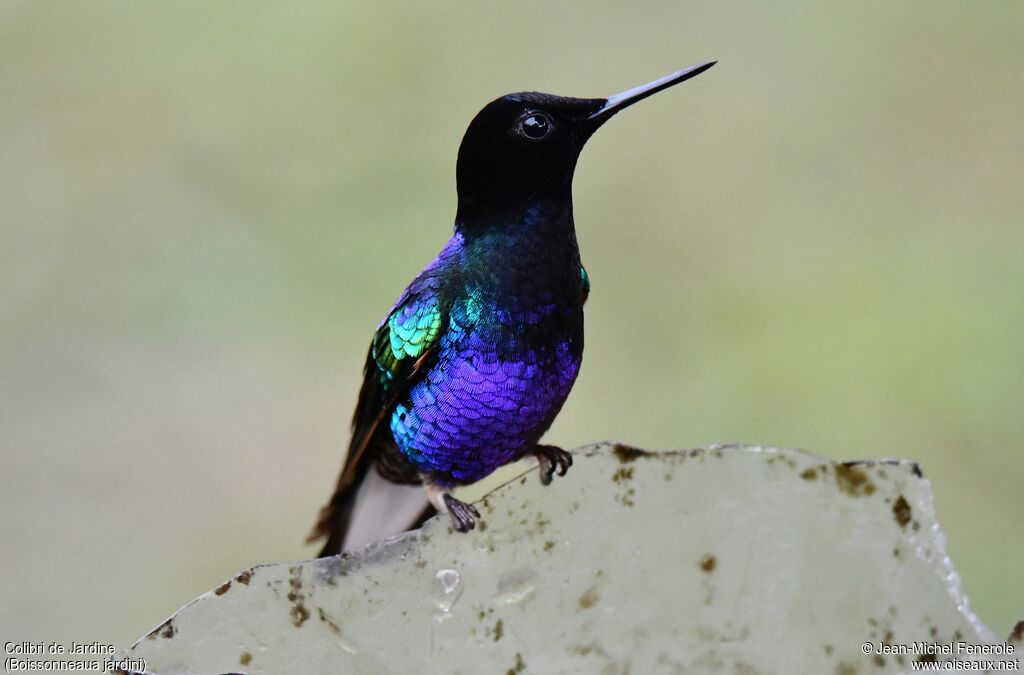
[309,453,434,557]
[339,470,433,552]
[308,450,371,557]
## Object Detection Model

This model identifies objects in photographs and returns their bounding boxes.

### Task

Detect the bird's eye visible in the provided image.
[517,112,553,141]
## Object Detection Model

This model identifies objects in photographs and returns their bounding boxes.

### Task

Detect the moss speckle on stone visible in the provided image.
[892,495,912,528]
[835,463,876,496]
[578,586,599,609]
[700,554,717,573]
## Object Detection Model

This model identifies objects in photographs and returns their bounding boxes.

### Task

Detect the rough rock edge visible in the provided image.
[116,443,1020,674]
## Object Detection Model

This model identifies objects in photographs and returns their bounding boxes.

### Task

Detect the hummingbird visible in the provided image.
[309,61,716,555]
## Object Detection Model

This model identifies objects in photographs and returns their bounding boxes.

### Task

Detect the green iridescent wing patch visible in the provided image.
[389,295,442,358]
[372,291,443,388]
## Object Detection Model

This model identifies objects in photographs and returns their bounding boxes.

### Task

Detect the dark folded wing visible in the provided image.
[308,278,447,550]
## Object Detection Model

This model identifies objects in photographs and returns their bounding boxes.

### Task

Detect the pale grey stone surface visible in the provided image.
[121,444,1021,674]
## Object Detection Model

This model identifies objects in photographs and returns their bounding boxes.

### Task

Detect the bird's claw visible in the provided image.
[443,493,481,532]
[533,445,573,486]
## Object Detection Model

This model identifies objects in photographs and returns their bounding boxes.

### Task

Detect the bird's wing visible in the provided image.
[354,281,446,462]
[308,276,447,550]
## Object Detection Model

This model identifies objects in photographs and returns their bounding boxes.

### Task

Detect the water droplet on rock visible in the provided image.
[434,569,463,614]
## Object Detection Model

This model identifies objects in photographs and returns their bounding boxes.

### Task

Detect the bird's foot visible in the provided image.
[532,444,573,486]
[424,482,481,533]
[442,493,480,532]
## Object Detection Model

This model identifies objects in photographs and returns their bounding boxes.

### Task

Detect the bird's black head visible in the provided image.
[454,61,716,225]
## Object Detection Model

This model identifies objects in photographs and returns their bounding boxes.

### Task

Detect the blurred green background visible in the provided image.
[2,0,1021,648]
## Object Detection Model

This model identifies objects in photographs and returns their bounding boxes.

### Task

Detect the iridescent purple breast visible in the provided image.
[389,292,582,485]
